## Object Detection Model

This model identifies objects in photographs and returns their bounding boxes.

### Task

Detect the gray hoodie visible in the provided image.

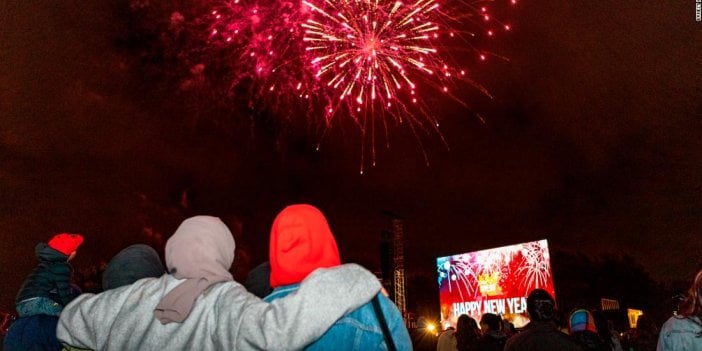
[57,263,380,351]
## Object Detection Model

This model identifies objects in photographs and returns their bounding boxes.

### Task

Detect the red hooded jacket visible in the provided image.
[269,204,341,288]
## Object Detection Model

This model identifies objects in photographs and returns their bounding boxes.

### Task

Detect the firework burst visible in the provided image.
[515,240,551,292]
[438,255,480,299]
[437,240,552,297]
[301,0,466,170]
[178,0,516,170]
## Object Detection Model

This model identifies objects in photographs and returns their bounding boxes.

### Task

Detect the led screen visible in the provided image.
[437,239,555,329]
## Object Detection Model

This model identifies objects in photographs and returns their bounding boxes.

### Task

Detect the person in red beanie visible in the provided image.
[264,204,412,350]
[15,233,84,317]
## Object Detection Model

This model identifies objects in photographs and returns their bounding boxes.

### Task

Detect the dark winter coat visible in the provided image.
[477,331,508,351]
[15,243,75,307]
[572,330,612,351]
[3,314,61,351]
[504,321,584,351]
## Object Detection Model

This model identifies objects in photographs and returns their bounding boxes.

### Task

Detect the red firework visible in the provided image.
[198,0,516,170]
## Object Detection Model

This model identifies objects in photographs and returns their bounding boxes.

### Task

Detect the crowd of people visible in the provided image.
[4,204,410,350]
[2,203,702,350]
[433,271,702,351]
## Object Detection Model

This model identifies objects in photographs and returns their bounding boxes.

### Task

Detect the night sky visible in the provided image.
[1,0,701,312]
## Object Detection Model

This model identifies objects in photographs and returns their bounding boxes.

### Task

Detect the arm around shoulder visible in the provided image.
[235,263,381,350]
[57,293,99,350]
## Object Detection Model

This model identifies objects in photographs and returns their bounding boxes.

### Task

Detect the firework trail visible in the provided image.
[438,254,479,299]
[515,240,551,292]
[173,0,516,170]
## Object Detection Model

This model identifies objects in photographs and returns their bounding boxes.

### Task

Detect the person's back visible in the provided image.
[63,274,349,350]
[569,309,610,351]
[658,316,702,351]
[658,268,702,351]
[591,310,622,351]
[265,284,408,350]
[5,233,84,351]
[504,289,583,351]
[505,321,584,351]
[15,233,83,317]
[624,314,655,351]
[3,314,62,351]
[436,328,456,351]
[627,330,657,351]
[57,215,383,351]
[5,244,164,351]
[572,331,610,351]
[264,204,412,350]
[478,313,507,351]
[479,333,507,351]
[454,314,481,351]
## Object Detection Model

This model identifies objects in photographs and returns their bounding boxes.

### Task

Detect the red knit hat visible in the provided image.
[269,204,341,288]
[47,233,84,256]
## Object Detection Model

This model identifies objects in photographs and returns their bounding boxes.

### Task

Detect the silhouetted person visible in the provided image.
[504,289,583,351]
[456,314,481,351]
[555,310,570,334]
[478,313,507,351]
[502,319,516,338]
[627,314,657,351]
[591,310,623,351]
[569,309,610,351]
[437,326,457,351]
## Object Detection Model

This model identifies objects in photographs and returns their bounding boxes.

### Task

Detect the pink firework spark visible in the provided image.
[301,0,463,170]
[205,0,316,106]
[195,0,516,171]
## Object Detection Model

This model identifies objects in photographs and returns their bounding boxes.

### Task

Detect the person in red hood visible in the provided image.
[265,204,412,350]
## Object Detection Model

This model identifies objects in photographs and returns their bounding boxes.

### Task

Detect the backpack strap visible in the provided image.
[372,294,397,351]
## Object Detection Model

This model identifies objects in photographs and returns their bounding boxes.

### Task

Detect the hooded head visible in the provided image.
[269,204,341,288]
[47,233,84,256]
[244,261,272,298]
[480,313,502,332]
[154,216,235,324]
[569,309,598,334]
[526,289,555,322]
[102,244,165,291]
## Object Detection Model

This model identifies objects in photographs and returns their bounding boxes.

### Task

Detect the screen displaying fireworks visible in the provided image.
[169,0,517,170]
[436,239,555,329]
